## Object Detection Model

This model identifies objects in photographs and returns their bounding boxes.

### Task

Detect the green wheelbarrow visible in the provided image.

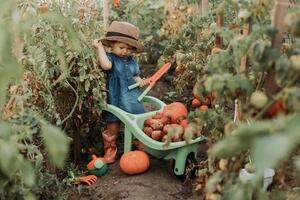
[103,96,205,177]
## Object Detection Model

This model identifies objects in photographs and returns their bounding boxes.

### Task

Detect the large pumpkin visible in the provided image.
[162,102,188,124]
[120,150,150,175]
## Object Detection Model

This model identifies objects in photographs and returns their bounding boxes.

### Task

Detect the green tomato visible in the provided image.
[187,61,197,71]
[250,91,268,109]
[216,3,225,15]
[175,52,186,64]
[238,9,251,22]
[202,30,212,41]
[210,22,217,31]
[290,55,300,71]
[244,163,255,173]
[179,5,187,11]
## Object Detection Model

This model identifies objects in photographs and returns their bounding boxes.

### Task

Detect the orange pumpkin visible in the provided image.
[120,151,150,175]
[162,102,188,124]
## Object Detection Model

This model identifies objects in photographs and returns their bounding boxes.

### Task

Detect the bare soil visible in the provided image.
[70,65,204,200]
[76,159,200,200]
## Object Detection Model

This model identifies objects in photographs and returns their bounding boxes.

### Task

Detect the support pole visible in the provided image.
[201,0,209,17]
[264,0,289,94]
[103,0,109,29]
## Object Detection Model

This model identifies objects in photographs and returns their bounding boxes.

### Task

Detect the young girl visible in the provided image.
[93,21,147,163]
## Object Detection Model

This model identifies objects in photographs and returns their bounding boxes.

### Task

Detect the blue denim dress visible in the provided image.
[102,53,145,122]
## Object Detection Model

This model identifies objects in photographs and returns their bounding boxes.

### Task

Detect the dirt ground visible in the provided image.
[76,158,202,200]
[71,64,204,200]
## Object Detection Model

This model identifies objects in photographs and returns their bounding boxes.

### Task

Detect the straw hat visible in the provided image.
[101,21,144,53]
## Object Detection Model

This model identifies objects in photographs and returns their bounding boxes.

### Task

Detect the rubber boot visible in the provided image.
[102,130,117,164]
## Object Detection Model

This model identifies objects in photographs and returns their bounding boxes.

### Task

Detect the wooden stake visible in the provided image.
[215,15,223,48]
[103,0,109,29]
[271,0,289,49]
[239,23,251,74]
[264,0,289,94]
[202,0,209,17]
[233,99,242,124]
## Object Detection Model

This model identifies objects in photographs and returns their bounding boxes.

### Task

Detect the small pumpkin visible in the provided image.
[143,126,153,137]
[151,130,163,141]
[120,151,150,175]
[143,118,152,127]
[158,115,170,125]
[162,102,188,124]
[148,119,164,130]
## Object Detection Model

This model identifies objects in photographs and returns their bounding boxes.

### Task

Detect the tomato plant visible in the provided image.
[2,0,300,199]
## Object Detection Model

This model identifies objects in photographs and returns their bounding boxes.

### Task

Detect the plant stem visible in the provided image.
[253,72,300,121]
[61,80,78,125]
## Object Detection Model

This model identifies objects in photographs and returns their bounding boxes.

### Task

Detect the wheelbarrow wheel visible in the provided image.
[171,153,198,181]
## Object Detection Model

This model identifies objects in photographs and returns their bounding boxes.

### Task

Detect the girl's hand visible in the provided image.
[139,78,148,88]
[93,39,103,49]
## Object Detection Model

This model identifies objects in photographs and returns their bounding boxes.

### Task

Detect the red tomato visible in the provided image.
[39,3,48,13]
[200,105,208,112]
[192,98,201,107]
[112,0,121,8]
[266,100,284,118]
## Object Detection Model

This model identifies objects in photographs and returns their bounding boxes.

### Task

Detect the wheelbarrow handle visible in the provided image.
[128,82,141,90]
[128,62,172,94]
[137,86,151,101]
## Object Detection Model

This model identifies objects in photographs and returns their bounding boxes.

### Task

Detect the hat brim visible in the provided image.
[101,37,144,53]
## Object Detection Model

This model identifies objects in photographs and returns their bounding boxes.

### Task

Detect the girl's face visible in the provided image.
[111,42,134,57]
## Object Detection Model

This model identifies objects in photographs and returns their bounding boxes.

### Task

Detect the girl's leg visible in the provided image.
[102,122,120,163]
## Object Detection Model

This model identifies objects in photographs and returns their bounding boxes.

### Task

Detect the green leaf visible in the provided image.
[223,184,252,200]
[0,138,20,176]
[85,79,90,92]
[233,122,272,140]
[19,160,35,187]
[210,135,249,158]
[206,171,224,193]
[294,157,300,171]
[79,67,86,82]
[41,123,70,169]
[0,122,11,140]
[24,192,37,200]
[252,135,294,175]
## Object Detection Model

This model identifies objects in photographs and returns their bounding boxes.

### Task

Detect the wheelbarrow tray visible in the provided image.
[103,96,205,175]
